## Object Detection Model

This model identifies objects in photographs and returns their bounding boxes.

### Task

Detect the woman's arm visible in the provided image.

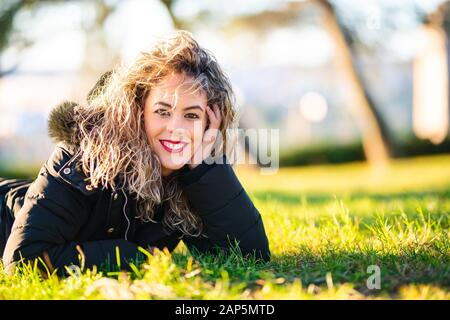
[178,157,271,262]
[2,145,145,276]
[132,202,181,253]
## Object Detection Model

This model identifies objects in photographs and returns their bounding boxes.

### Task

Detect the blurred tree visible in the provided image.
[160,0,184,29]
[0,0,124,98]
[0,0,186,92]
[0,0,33,77]
[413,0,450,144]
[80,0,117,73]
[2,0,418,167]
[0,0,186,75]
[0,0,117,75]
[436,0,450,32]
[317,0,390,166]
[75,0,120,96]
[219,0,392,167]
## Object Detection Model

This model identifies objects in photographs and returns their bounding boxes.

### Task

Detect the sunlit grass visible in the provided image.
[0,154,449,299]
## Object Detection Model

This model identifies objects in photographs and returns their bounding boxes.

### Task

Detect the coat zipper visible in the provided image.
[121,189,130,241]
[106,191,113,229]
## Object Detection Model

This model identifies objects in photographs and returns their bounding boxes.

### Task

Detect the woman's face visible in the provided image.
[144,72,208,176]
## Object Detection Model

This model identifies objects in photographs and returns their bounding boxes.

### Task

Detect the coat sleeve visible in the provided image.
[178,158,271,262]
[2,148,144,276]
[132,203,181,253]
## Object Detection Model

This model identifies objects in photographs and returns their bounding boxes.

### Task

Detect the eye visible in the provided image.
[155,109,170,117]
[185,113,200,120]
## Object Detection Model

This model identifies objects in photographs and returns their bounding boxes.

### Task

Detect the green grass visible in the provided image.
[1,154,449,299]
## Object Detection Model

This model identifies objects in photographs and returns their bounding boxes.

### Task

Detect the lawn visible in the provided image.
[0,154,449,299]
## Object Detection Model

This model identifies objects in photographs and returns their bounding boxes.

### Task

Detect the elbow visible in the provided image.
[241,237,271,263]
[2,241,48,276]
[2,249,28,276]
[241,246,270,263]
[237,220,271,263]
[2,244,21,276]
[257,239,271,263]
[262,246,271,263]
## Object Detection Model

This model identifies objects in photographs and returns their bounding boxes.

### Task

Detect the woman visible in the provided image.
[0,31,270,276]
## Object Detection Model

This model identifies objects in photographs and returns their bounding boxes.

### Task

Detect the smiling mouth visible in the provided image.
[159,139,188,153]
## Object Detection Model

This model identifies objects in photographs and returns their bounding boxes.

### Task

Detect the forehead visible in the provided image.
[151,72,206,100]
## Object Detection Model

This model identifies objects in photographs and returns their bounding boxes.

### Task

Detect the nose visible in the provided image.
[166,114,186,138]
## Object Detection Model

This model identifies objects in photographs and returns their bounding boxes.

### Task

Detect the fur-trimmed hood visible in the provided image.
[47,101,80,148]
[47,71,112,149]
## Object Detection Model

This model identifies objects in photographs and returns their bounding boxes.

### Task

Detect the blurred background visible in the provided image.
[1,0,450,177]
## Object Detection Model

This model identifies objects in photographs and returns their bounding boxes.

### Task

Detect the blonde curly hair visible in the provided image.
[72,30,237,237]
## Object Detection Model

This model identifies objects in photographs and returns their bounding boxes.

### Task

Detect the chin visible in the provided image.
[159,155,189,171]
[162,162,186,171]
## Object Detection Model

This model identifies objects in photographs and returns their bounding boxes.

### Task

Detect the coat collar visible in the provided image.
[47,101,81,152]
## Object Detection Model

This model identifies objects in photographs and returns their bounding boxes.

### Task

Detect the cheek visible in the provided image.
[144,114,162,142]
[188,120,207,146]
[143,115,153,139]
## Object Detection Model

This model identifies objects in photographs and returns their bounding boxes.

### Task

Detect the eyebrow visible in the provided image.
[153,101,204,112]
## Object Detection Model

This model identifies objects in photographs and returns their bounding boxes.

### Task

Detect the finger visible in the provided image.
[206,105,216,121]
[209,104,221,123]
[213,104,222,121]
[207,105,221,129]
[203,131,217,143]
[205,106,217,129]
[202,144,214,160]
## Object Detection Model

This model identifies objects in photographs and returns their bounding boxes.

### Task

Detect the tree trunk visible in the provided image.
[160,0,184,29]
[77,0,118,98]
[318,0,391,167]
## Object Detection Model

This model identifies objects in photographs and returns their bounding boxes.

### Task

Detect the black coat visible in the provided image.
[0,103,270,276]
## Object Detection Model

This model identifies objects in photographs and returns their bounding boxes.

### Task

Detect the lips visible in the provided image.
[159,139,188,153]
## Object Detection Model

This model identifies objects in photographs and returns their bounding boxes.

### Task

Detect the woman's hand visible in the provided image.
[188,104,222,169]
